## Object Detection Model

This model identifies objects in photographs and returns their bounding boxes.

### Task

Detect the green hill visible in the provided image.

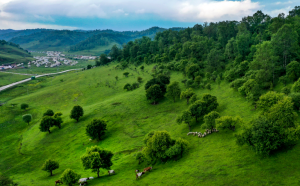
[0,40,34,65]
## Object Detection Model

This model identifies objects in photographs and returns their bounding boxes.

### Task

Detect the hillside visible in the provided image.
[1,63,300,186]
[0,29,51,41]
[0,40,34,65]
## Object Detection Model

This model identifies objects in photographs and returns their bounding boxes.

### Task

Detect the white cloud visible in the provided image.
[274,1,293,5]
[268,6,292,17]
[0,0,261,23]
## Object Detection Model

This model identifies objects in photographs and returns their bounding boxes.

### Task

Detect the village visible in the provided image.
[0,51,97,70]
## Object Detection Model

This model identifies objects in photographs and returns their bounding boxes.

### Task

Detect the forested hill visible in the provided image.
[0,40,33,65]
[5,27,185,54]
[106,7,300,102]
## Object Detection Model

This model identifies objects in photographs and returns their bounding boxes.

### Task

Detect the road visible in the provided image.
[0,69,81,92]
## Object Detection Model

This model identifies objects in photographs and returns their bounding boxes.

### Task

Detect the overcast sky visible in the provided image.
[0,0,298,31]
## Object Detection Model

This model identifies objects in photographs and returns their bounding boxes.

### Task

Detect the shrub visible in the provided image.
[43,109,54,117]
[290,93,300,110]
[21,103,29,110]
[281,87,291,95]
[216,116,242,131]
[137,76,143,83]
[70,105,84,122]
[124,83,132,91]
[123,72,129,77]
[22,114,32,125]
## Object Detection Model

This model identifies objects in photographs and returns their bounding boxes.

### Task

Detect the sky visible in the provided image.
[0,0,298,31]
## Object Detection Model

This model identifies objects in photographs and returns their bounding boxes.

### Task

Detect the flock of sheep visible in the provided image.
[187,128,219,138]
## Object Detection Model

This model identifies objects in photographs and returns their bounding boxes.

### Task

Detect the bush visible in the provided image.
[124,83,132,91]
[205,83,211,90]
[131,82,140,89]
[43,109,54,117]
[216,116,242,131]
[86,119,107,141]
[290,93,300,110]
[281,87,291,95]
[20,103,29,110]
[123,72,129,77]
[292,78,300,92]
[87,64,92,69]
[137,76,143,83]
[60,169,80,186]
[0,174,18,186]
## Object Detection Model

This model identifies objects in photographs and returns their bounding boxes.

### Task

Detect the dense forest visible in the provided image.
[100,6,300,155]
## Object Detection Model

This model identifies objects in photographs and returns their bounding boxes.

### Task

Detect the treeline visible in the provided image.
[0,39,30,54]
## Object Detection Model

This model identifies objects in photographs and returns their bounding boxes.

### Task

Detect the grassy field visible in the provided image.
[0,72,31,86]
[1,63,300,186]
[67,42,119,56]
[4,60,95,75]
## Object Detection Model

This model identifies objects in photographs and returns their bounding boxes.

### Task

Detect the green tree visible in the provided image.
[186,64,200,80]
[189,94,198,104]
[86,119,107,141]
[60,169,81,186]
[137,76,143,83]
[201,94,219,114]
[216,116,242,131]
[0,174,18,186]
[41,159,59,176]
[194,76,201,87]
[188,100,205,122]
[216,76,221,88]
[81,146,113,178]
[203,111,220,130]
[43,109,54,117]
[53,112,63,129]
[256,91,285,112]
[123,72,129,77]
[177,110,193,131]
[205,83,211,90]
[286,61,300,81]
[124,83,132,91]
[22,114,32,125]
[135,152,144,164]
[20,103,29,110]
[281,87,291,95]
[146,84,164,104]
[115,76,118,81]
[87,65,92,69]
[290,93,300,110]
[292,78,300,93]
[165,81,181,102]
[70,105,84,122]
[180,88,195,105]
[39,116,56,134]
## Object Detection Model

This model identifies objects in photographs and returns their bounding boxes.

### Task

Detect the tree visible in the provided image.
[0,174,18,186]
[22,114,32,125]
[203,111,220,130]
[142,131,173,162]
[180,88,195,104]
[189,94,198,104]
[238,79,260,101]
[281,87,291,95]
[186,64,200,80]
[43,109,54,117]
[140,66,144,71]
[292,78,300,93]
[53,112,63,129]
[135,152,144,164]
[87,65,92,69]
[236,116,285,155]
[81,146,113,178]
[60,169,80,186]
[194,76,201,87]
[115,76,118,81]
[201,94,219,114]
[290,93,300,110]
[20,103,28,110]
[188,100,205,122]
[146,84,163,104]
[123,72,129,77]
[256,91,285,112]
[286,61,300,81]
[177,110,193,131]
[42,159,59,176]
[86,119,107,141]
[70,105,84,122]
[165,81,181,102]
[216,116,242,131]
[39,116,56,134]
[137,76,143,83]
[205,83,211,90]
[216,76,221,88]
[266,97,298,128]
[124,83,132,91]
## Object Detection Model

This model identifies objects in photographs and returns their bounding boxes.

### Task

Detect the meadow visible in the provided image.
[0,72,31,87]
[1,63,300,186]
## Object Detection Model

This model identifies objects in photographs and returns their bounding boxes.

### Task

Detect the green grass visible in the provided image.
[67,42,119,56]
[0,73,31,86]
[1,64,300,186]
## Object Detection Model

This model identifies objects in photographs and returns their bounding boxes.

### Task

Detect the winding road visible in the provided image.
[0,69,81,92]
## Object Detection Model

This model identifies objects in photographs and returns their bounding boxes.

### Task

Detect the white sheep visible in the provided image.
[108,170,115,175]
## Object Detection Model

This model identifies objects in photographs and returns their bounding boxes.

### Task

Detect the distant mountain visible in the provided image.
[6,27,185,55]
[0,29,18,36]
[0,29,52,41]
[0,40,33,65]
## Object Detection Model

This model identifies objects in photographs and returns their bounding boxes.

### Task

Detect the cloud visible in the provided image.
[274,1,293,5]
[268,6,292,17]
[1,0,261,23]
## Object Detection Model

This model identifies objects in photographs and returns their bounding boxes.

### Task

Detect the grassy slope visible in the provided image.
[67,42,120,56]
[0,73,31,86]
[0,45,34,65]
[1,64,300,186]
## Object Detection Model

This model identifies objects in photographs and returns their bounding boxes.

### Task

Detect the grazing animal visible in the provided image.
[136,172,145,180]
[79,181,88,186]
[78,178,90,184]
[135,169,139,173]
[108,170,115,175]
[55,180,63,185]
[89,177,94,179]
[143,167,152,172]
